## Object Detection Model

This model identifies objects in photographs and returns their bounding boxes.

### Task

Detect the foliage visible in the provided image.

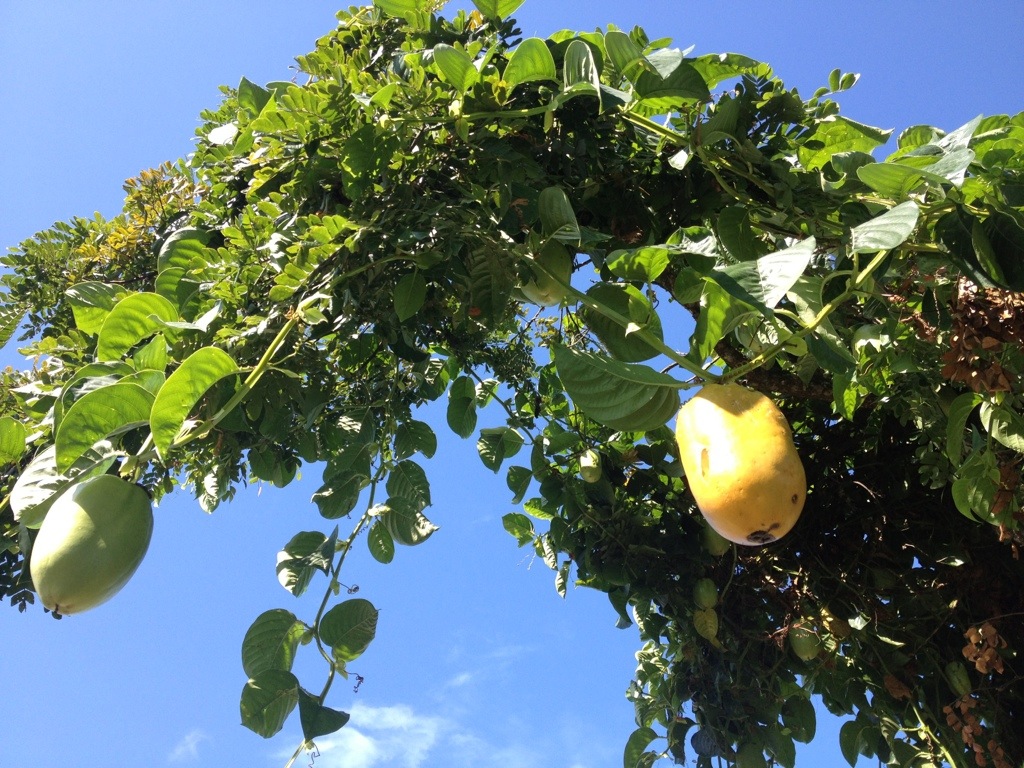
[3,2,1024,766]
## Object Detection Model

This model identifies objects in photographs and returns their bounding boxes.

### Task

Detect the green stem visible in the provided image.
[724,248,890,383]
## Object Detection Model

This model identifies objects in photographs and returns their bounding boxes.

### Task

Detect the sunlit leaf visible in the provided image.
[504,38,557,89]
[55,382,154,473]
[150,346,239,459]
[10,443,117,528]
[0,416,27,466]
[319,598,379,661]
[432,44,479,93]
[849,201,919,253]
[240,669,299,739]
[241,609,306,678]
[96,292,179,361]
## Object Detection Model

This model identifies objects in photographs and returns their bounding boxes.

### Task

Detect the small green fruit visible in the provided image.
[579,449,602,483]
[701,523,732,556]
[519,241,572,307]
[788,620,822,661]
[30,474,153,615]
[692,578,718,609]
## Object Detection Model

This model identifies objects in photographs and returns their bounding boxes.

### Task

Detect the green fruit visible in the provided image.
[788,620,822,661]
[519,240,572,307]
[693,578,718,609]
[701,523,732,556]
[579,449,602,483]
[30,474,153,615]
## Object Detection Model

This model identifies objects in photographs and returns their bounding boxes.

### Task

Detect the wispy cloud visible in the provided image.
[282,700,613,768]
[168,729,208,763]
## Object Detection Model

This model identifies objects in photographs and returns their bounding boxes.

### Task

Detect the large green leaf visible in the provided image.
[394,420,437,460]
[240,669,299,739]
[367,520,396,564]
[799,116,891,170]
[298,688,350,742]
[393,271,427,322]
[504,38,557,89]
[633,51,709,110]
[580,282,664,363]
[604,30,653,84]
[447,375,478,438]
[538,186,580,242]
[560,39,602,108]
[0,416,27,466]
[553,346,683,431]
[714,238,816,312]
[55,382,154,473]
[318,598,379,662]
[623,726,658,768]
[66,282,126,335]
[849,201,919,253]
[96,292,178,361]
[432,44,479,93]
[379,497,439,545]
[275,529,337,597]
[150,346,239,459]
[385,460,431,510]
[241,609,307,678]
[476,426,524,472]
[471,0,525,20]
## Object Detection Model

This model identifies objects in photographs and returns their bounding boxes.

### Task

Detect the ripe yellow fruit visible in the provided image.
[30,474,153,615]
[675,383,806,546]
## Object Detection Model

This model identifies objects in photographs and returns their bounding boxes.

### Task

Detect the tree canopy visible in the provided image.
[3,2,1024,766]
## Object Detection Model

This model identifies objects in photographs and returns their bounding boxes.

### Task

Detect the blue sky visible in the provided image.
[1,3,1022,767]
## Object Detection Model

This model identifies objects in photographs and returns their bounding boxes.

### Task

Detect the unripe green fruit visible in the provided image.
[788,620,822,661]
[519,241,572,307]
[579,449,602,483]
[30,474,153,615]
[692,578,718,609]
[701,523,732,556]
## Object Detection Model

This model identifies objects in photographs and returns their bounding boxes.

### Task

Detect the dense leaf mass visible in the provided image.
[3,3,1024,766]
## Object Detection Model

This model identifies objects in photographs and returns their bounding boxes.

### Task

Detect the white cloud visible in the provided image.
[168,729,208,763]
[302,703,445,768]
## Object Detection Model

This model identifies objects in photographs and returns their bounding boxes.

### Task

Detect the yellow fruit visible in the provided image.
[519,240,572,307]
[675,383,806,546]
[30,474,153,615]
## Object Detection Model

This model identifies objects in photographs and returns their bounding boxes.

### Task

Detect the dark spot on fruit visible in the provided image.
[747,529,777,544]
[791,493,799,504]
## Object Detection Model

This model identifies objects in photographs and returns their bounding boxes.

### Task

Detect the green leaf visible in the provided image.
[298,688,350,742]
[715,238,815,311]
[0,416,27,466]
[946,392,982,461]
[380,497,439,545]
[799,116,892,170]
[781,695,816,743]
[447,375,478,438]
[312,470,366,520]
[386,459,431,510]
[765,726,797,768]
[562,39,602,107]
[604,30,652,83]
[96,292,179,361]
[855,163,949,198]
[839,720,864,767]
[606,247,670,283]
[580,282,664,363]
[0,298,24,349]
[502,512,534,546]
[980,403,1024,454]
[276,529,337,597]
[504,38,557,90]
[374,0,432,25]
[477,426,524,472]
[394,420,437,460]
[623,726,658,768]
[55,382,154,473]
[240,669,298,739]
[66,282,126,335]
[538,186,580,242]
[506,465,532,504]
[367,520,395,564]
[241,609,306,678]
[237,77,272,116]
[471,0,525,20]
[432,45,480,93]
[633,52,710,110]
[9,443,117,528]
[394,272,427,322]
[553,346,683,431]
[689,281,757,363]
[716,206,765,262]
[319,598,379,661]
[849,201,919,253]
[150,346,239,459]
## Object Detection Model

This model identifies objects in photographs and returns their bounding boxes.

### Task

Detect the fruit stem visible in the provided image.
[723,248,890,383]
